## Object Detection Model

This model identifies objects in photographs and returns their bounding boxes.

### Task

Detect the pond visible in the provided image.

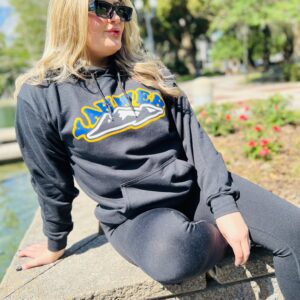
[0,164,37,283]
[0,106,16,128]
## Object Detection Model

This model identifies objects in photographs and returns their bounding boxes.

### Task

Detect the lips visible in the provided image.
[106,28,121,33]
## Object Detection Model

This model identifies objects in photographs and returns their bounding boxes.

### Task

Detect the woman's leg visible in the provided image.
[189,171,300,300]
[100,207,229,285]
[99,171,300,297]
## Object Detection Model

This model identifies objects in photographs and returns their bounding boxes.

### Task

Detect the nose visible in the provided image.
[108,9,121,23]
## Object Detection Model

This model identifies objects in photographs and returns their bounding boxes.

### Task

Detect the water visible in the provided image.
[0,106,15,128]
[0,171,38,283]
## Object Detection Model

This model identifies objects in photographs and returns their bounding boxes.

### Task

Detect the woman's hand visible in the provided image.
[16,242,65,270]
[215,212,251,267]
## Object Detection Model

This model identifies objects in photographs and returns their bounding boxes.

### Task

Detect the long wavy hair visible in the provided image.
[13,0,183,101]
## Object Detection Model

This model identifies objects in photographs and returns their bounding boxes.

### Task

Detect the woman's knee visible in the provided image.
[138,214,228,284]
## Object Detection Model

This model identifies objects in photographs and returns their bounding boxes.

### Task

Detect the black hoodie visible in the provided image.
[15,65,240,251]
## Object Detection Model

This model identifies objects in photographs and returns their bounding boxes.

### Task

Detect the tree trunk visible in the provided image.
[292,23,300,62]
[178,31,197,75]
[282,25,294,63]
[262,25,271,71]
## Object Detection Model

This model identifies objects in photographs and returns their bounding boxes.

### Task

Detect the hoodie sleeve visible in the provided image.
[162,68,241,220]
[15,95,80,251]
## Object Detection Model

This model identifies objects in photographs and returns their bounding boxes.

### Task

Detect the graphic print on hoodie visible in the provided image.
[73,87,166,143]
[15,65,241,252]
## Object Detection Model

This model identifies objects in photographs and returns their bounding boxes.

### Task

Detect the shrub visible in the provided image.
[195,102,237,136]
[194,94,299,161]
[242,123,283,161]
[283,63,300,82]
[250,94,298,127]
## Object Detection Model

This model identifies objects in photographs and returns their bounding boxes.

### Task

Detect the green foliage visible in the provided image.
[0,105,16,128]
[211,32,243,65]
[155,0,209,76]
[283,63,300,82]
[208,0,300,32]
[205,0,300,71]
[194,102,237,136]
[176,74,197,82]
[9,0,48,62]
[250,94,298,126]
[0,0,48,98]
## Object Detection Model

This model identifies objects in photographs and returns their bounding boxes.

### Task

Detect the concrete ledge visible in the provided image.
[170,275,283,300]
[0,183,207,300]
[0,182,284,300]
[208,246,275,284]
[0,143,22,165]
[0,128,16,144]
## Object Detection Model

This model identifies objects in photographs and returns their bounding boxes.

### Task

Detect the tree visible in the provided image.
[155,0,209,75]
[0,0,48,98]
[207,0,300,70]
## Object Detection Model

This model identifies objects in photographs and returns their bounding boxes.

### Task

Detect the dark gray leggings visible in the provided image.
[100,172,300,299]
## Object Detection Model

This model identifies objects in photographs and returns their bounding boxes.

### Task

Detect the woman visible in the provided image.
[14,0,299,298]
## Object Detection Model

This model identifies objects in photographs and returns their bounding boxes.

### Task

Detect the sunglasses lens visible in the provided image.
[95,2,112,18]
[94,1,133,22]
[116,6,133,22]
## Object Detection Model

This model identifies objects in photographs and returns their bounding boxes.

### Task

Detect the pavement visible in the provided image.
[178,74,300,110]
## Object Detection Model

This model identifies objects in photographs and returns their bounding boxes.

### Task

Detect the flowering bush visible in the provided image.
[196,102,237,136]
[194,94,299,161]
[242,124,283,160]
[250,94,298,126]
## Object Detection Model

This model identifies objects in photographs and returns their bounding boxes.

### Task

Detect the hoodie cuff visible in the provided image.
[210,194,240,220]
[47,237,67,252]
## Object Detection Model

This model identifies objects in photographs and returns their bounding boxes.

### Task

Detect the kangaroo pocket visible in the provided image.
[120,156,197,217]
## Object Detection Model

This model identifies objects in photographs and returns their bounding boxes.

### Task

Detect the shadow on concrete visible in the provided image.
[63,232,108,258]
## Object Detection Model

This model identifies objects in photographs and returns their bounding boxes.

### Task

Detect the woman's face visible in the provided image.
[86,0,125,67]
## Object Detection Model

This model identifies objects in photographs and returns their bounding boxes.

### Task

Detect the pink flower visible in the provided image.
[225,114,231,120]
[248,140,256,148]
[199,110,207,117]
[254,125,262,132]
[260,139,269,146]
[239,114,248,121]
[259,147,270,157]
[244,105,250,111]
[272,125,281,132]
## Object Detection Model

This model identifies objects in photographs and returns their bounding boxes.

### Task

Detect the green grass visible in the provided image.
[240,72,263,84]
[176,74,197,83]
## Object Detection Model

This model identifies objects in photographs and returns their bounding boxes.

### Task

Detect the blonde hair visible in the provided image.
[13,0,182,101]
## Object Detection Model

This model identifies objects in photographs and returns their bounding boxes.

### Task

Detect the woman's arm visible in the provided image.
[162,69,240,220]
[15,94,79,252]
[162,68,250,266]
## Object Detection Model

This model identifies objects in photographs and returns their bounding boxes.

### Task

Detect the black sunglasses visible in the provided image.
[88,1,133,22]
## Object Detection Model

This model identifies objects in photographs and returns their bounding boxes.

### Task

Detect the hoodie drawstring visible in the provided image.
[92,72,115,121]
[91,71,138,121]
[117,71,138,119]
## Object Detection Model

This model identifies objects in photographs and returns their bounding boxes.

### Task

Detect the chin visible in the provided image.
[109,43,122,53]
